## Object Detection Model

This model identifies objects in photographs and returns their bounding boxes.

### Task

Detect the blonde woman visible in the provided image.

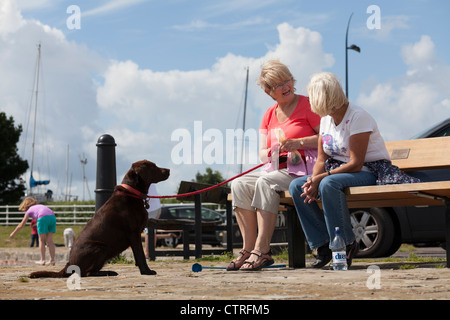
[228,60,320,271]
[289,72,393,269]
[10,197,56,265]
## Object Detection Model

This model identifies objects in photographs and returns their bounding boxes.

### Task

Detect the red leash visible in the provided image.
[147,162,266,199]
[117,184,148,200]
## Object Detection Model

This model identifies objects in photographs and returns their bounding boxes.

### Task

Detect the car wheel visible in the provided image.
[350,207,396,258]
[163,237,179,248]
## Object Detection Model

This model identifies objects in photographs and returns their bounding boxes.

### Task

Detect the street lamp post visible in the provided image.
[345,13,361,98]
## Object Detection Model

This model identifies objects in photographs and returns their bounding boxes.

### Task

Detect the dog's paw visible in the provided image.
[89,270,119,277]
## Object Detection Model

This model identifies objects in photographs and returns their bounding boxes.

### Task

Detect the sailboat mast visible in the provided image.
[239,66,249,173]
[30,43,41,177]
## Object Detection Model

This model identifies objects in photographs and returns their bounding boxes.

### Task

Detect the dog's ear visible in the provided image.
[121,166,138,186]
[133,161,153,184]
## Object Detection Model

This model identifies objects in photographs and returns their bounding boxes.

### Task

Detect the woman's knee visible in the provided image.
[255,174,272,188]
[230,178,243,192]
[231,179,250,201]
[289,176,308,195]
[318,175,344,196]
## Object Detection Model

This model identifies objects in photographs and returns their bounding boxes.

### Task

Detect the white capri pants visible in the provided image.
[63,228,75,248]
[231,169,295,215]
[143,208,161,235]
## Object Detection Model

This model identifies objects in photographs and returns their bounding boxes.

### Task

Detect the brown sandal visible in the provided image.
[241,250,274,271]
[226,249,251,271]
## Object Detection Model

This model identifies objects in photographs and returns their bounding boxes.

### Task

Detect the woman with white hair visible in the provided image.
[289,72,391,269]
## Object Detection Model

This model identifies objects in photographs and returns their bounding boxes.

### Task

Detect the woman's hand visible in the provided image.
[280,139,301,152]
[301,174,325,203]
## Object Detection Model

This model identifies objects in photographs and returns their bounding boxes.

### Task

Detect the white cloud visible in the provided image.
[82,0,149,18]
[0,0,25,37]
[402,35,437,73]
[96,22,335,140]
[172,17,269,32]
[359,15,410,40]
[15,0,58,11]
[1,0,334,199]
[0,0,106,200]
[357,35,450,141]
[378,15,410,38]
[172,19,216,32]
[202,0,280,17]
[95,22,335,195]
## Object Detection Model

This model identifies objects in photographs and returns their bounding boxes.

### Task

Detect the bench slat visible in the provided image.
[345,181,450,208]
[281,181,450,208]
[387,137,450,171]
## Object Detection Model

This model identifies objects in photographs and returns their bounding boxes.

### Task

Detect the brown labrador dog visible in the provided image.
[29,160,169,278]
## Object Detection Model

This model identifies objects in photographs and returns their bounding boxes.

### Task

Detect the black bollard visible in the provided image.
[95,134,117,212]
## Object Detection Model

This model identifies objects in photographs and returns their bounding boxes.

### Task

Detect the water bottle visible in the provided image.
[330,227,347,270]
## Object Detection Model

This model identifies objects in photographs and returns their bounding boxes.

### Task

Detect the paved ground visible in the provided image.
[0,246,448,302]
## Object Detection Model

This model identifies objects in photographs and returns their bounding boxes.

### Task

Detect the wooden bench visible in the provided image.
[147,218,224,260]
[147,189,234,261]
[229,136,450,268]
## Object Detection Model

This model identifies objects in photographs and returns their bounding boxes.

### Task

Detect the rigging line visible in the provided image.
[240,66,249,174]
[36,45,51,179]
[30,44,41,175]
[224,67,248,180]
[22,51,39,159]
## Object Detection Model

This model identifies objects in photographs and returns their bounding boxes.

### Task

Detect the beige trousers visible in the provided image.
[230,169,295,215]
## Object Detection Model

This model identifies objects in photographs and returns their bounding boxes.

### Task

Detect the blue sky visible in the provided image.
[20,0,449,93]
[1,0,449,199]
[16,1,450,98]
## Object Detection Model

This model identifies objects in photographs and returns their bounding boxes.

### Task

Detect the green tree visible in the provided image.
[193,167,226,186]
[0,112,29,204]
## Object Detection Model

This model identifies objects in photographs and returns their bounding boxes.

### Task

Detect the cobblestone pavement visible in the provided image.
[0,246,449,301]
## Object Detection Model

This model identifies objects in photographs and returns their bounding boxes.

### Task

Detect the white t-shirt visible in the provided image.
[320,104,390,164]
[147,184,161,218]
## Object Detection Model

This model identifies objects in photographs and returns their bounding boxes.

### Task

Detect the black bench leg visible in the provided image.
[445,200,450,268]
[147,220,156,261]
[194,193,202,259]
[226,201,233,253]
[287,207,306,268]
[182,227,190,260]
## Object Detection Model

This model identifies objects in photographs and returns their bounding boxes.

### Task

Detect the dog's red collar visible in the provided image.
[117,184,150,209]
[120,184,147,199]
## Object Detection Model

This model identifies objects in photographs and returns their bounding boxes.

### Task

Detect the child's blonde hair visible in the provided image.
[19,197,37,212]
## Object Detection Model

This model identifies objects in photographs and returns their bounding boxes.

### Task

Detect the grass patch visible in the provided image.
[0,225,86,247]
[354,250,446,269]
[399,264,417,270]
[397,244,417,253]
[194,252,233,263]
[108,253,135,264]
[354,251,445,264]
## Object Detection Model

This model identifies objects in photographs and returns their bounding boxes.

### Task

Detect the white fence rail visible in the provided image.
[0,203,225,226]
[0,205,95,226]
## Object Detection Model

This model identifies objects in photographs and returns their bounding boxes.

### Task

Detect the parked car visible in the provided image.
[352,118,450,257]
[156,204,224,248]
